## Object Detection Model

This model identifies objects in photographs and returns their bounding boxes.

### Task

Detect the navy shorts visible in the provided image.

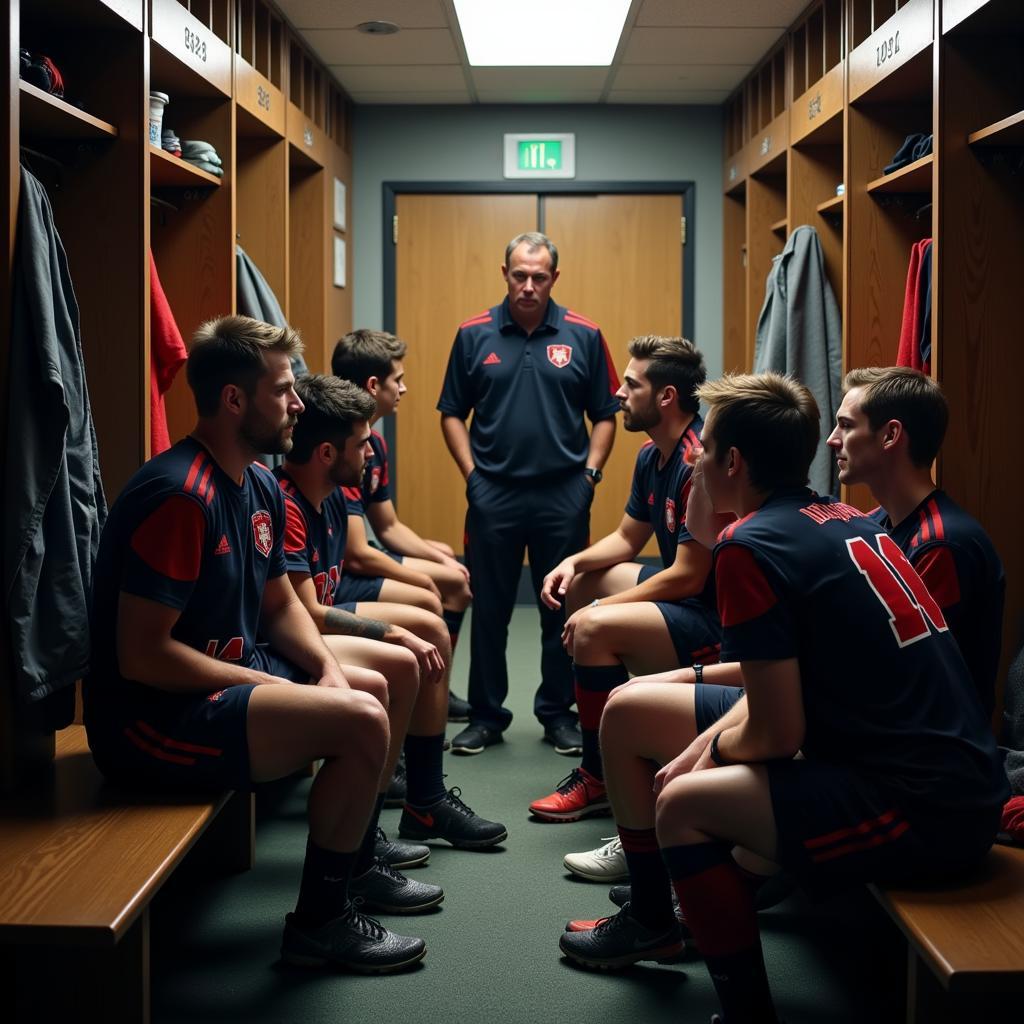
[336,574,386,603]
[88,683,257,793]
[768,758,999,897]
[694,682,744,733]
[637,565,722,667]
[252,645,309,682]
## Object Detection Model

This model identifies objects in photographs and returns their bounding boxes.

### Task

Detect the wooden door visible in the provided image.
[394,193,536,550]
[394,192,685,556]
[544,194,684,550]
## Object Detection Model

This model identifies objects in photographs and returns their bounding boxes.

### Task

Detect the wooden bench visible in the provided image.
[871,844,1024,1023]
[0,724,253,1023]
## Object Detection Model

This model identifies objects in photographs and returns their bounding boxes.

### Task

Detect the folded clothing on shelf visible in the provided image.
[883,132,933,174]
[181,140,223,176]
[161,128,182,157]
[20,49,66,98]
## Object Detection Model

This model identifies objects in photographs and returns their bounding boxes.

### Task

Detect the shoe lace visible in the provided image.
[371,857,406,883]
[444,786,475,816]
[592,903,632,936]
[554,768,586,795]
[375,826,393,847]
[342,898,388,940]
[597,836,622,857]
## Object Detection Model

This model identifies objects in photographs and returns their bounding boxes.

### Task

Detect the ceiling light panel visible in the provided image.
[454,0,631,66]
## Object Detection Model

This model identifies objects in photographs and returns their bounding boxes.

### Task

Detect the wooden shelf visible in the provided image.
[816,194,845,215]
[150,145,222,187]
[19,81,117,141]
[770,218,788,236]
[968,110,1024,148]
[866,154,933,195]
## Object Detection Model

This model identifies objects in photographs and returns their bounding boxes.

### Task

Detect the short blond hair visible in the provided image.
[697,372,819,491]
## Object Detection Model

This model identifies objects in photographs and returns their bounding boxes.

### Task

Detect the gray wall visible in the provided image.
[351,104,725,379]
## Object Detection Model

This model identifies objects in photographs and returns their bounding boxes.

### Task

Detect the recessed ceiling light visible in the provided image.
[454,0,630,66]
[357,21,400,35]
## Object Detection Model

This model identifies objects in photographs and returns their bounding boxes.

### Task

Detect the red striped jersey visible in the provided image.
[85,438,287,722]
[870,489,1005,716]
[274,468,349,606]
[437,297,620,479]
[713,488,1006,815]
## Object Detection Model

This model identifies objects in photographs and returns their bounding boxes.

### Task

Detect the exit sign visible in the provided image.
[503,133,576,179]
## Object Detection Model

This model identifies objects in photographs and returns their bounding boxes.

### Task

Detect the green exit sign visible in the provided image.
[504,133,575,179]
[519,139,562,171]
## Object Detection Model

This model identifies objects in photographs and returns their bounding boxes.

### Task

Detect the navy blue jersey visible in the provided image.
[85,439,288,724]
[624,416,716,612]
[870,490,1005,716]
[714,488,1006,815]
[275,468,349,606]
[343,429,390,517]
[437,298,621,479]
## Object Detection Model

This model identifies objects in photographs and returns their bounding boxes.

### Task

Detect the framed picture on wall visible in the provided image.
[334,178,346,231]
[334,236,346,288]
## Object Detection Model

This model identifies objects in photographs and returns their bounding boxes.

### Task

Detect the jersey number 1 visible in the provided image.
[846,534,948,647]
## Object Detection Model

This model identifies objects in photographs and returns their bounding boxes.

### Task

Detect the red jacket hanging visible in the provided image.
[149,250,187,456]
[896,238,932,373]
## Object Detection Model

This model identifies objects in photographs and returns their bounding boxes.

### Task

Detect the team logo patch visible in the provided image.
[547,344,572,368]
[252,510,273,557]
[665,498,677,533]
[370,467,382,493]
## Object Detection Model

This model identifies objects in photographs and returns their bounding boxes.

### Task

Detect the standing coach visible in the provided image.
[438,232,619,755]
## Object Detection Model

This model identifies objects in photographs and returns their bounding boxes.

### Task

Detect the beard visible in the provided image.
[622,402,661,433]
[328,452,362,487]
[241,408,295,455]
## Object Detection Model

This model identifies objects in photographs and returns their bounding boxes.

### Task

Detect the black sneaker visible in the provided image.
[281,903,426,973]
[383,755,407,808]
[608,883,683,920]
[544,722,583,756]
[450,723,503,755]
[398,787,508,848]
[349,858,444,914]
[559,902,685,970]
[448,691,472,722]
[374,827,429,870]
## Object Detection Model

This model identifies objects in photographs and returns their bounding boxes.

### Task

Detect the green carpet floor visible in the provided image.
[150,608,908,1023]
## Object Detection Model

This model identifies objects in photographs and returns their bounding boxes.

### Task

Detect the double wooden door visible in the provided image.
[393,191,686,555]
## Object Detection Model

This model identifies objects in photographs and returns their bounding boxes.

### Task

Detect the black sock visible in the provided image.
[442,608,465,652]
[574,663,628,779]
[617,825,676,929]
[295,836,358,926]
[404,733,447,807]
[663,842,778,1024]
[353,793,386,877]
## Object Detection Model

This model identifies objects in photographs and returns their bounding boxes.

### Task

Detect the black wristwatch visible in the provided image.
[709,731,730,767]
[583,467,603,484]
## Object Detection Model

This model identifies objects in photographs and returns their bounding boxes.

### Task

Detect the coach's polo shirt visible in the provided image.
[437,298,620,480]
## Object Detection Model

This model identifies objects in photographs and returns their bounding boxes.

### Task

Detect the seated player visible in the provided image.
[560,372,1007,1024]
[531,336,720,822]
[276,373,506,851]
[828,366,1005,716]
[331,329,474,720]
[83,315,426,973]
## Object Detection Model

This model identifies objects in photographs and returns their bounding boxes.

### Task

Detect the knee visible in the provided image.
[572,608,602,651]
[429,618,453,664]
[390,649,422,701]
[599,687,642,748]
[337,690,390,768]
[564,572,590,613]
[359,670,391,709]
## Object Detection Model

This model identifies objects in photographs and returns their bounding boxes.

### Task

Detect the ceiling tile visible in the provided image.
[476,90,605,104]
[622,26,785,65]
[347,90,473,104]
[636,0,804,28]
[276,0,450,30]
[612,64,749,91]
[329,64,468,91]
[470,68,610,91]
[606,89,730,104]
[302,28,459,65]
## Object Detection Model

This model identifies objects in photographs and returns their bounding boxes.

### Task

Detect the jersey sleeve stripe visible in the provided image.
[183,452,206,493]
[205,483,216,506]
[196,463,214,499]
[565,310,600,330]
[597,331,621,394]
[926,498,945,540]
[460,312,492,328]
[715,543,778,626]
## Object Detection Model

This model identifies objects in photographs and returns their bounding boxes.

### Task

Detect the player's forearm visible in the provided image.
[322,606,391,641]
[374,520,442,562]
[263,598,337,680]
[717,705,802,764]
[345,540,432,588]
[121,637,279,693]
[587,417,616,470]
[441,415,475,479]
[571,530,640,574]
[603,562,707,607]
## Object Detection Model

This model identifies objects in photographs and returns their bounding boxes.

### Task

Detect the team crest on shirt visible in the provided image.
[665,498,677,533]
[369,466,382,493]
[547,344,572,368]
[252,510,273,557]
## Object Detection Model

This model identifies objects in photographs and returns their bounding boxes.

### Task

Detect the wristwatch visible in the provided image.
[583,467,603,484]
